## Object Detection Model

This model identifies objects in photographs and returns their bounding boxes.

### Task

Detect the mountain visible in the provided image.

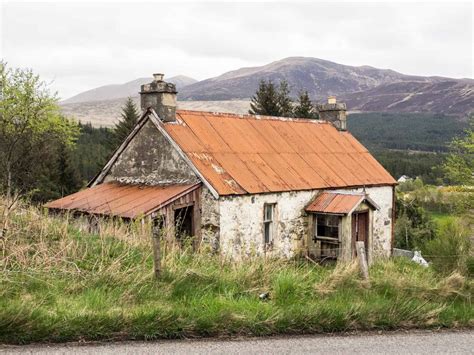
[60,57,474,122]
[179,57,473,116]
[343,80,474,116]
[62,75,197,104]
[60,97,250,127]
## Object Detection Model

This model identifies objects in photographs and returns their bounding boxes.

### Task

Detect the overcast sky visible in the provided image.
[1,1,472,99]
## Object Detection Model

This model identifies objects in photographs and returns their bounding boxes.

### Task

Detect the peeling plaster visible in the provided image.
[217,186,393,262]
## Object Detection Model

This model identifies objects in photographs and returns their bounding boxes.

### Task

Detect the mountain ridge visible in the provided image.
[62,75,197,104]
[60,57,474,118]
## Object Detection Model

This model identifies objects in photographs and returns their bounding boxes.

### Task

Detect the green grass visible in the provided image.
[428,211,454,226]
[0,204,472,344]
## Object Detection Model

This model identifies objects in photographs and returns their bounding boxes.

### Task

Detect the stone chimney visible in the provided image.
[140,73,177,122]
[316,96,347,131]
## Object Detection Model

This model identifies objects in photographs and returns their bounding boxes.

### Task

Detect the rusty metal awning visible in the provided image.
[305,191,379,215]
[45,182,201,218]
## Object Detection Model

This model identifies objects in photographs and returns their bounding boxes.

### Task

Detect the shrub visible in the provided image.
[422,218,471,275]
[395,195,436,250]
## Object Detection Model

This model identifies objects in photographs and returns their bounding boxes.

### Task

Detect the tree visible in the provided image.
[294,90,318,119]
[111,97,141,149]
[443,115,474,185]
[0,62,78,237]
[71,123,114,183]
[56,142,82,197]
[394,194,435,250]
[277,80,293,117]
[249,80,280,116]
[249,79,295,117]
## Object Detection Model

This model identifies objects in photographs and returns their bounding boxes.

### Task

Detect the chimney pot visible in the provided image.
[328,96,337,104]
[140,73,177,122]
[153,73,164,82]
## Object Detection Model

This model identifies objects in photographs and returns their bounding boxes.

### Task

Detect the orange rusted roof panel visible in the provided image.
[163,110,396,195]
[45,182,201,218]
[306,192,364,214]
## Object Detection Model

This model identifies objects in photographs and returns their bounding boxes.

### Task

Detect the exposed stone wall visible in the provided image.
[105,119,199,185]
[218,185,393,262]
[200,185,220,252]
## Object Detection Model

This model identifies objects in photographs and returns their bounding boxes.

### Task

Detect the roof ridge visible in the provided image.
[176,109,329,124]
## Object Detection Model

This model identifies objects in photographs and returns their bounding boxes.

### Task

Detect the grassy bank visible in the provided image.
[0,205,472,344]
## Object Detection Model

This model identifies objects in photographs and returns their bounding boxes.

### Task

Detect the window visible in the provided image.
[314,214,340,240]
[313,214,341,260]
[263,204,275,244]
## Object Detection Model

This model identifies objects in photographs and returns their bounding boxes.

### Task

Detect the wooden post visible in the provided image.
[356,241,369,280]
[152,221,161,278]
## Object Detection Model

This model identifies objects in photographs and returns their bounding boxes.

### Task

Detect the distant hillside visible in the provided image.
[179,57,473,116]
[348,112,468,152]
[343,80,473,116]
[179,57,431,100]
[61,56,474,118]
[60,98,250,127]
[63,75,197,104]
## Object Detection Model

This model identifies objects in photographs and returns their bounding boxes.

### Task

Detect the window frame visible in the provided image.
[263,203,276,245]
[313,213,341,241]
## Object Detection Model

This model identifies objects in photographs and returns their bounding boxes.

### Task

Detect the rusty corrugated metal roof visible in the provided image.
[164,110,396,195]
[45,182,200,218]
[305,192,367,214]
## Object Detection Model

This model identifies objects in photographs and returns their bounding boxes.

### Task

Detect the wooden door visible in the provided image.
[352,211,369,258]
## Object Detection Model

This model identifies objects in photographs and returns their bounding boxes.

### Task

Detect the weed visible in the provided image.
[0,203,472,344]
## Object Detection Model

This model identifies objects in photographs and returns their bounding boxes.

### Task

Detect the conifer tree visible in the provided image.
[56,142,82,196]
[294,90,318,119]
[277,80,294,117]
[249,80,280,116]
[112,97,140,148]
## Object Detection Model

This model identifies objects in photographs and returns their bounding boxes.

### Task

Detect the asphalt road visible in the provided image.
[1,330,473,354]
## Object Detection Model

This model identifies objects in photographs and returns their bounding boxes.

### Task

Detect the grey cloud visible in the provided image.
[1,1,472,99]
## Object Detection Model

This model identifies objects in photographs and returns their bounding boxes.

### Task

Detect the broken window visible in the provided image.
[263,203,276,244]
[315,214,340,240]
[313,214,341,260]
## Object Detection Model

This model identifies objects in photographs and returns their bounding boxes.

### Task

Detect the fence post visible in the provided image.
[356,241,369,280]
[151,221,161,278]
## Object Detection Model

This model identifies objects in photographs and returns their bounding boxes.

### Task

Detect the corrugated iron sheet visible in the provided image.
[305,192,365,214]
[45,182,200,218]
[164,110,396,195]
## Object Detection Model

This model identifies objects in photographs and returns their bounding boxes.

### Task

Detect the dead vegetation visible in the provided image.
[0,202,472,344]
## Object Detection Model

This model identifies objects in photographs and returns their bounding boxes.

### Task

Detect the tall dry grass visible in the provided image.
[0,202,472,344]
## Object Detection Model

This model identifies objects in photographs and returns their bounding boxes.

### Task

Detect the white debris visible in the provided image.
[412,251,429,267]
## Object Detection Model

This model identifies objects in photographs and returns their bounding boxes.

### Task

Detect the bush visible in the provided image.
[422,218,471,275]
[395,194,436,250]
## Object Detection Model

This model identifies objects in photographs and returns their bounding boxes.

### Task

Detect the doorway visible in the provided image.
[174,205,194,247]
[352,211,369,258]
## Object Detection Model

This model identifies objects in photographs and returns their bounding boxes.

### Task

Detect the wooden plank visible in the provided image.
[151,218,161,278]
[356,241,369,280]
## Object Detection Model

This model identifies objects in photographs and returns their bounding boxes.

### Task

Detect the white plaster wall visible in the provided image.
[218,185,394,261]
[219,190,315,258]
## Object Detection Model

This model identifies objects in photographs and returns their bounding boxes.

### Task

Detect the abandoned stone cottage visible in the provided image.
[46,74,397,263]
